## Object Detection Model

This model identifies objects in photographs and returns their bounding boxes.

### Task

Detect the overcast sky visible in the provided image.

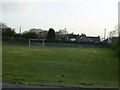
[0,0,119,39]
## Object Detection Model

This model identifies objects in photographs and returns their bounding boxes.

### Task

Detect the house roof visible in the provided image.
[67,33,100,42]
[87,37,100,42]
[76,35,91,42]
[68,34,79,39]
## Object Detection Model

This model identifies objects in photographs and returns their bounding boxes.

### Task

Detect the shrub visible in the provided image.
[22,31,41,39]
[110,36,120,58]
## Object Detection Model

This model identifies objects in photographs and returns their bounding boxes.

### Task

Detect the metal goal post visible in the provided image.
[28,39,45,47]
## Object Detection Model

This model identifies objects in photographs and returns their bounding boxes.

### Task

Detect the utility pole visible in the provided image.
[65,28,67,35]
[20,26,21,34]
[104,28,106,41]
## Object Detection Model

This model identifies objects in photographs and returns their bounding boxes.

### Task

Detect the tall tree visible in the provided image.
[0,22,16,37]
[47,28,56,40]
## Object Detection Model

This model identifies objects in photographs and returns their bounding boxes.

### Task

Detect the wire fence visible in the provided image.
[2,37,109,48]
[2,37,28,46]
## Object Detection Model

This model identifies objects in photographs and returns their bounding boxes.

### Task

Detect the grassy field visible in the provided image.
[2,45,118,88]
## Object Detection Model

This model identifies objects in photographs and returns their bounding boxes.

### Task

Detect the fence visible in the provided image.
[2,37,109,48]
[2,37,28,46]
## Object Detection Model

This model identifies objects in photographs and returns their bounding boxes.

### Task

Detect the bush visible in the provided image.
[118,36,120,58]
[2,28,16,37]
[22,31,41,39]
[110,36,120,58]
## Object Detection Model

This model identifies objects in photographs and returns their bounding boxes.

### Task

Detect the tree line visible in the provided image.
[0,23,48,39]
[1,22,120,57]
[1,22,69,41]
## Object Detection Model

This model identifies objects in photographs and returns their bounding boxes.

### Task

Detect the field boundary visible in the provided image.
[2,81,119,89]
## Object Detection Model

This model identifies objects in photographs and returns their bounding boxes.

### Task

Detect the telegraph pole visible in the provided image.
[65,28,67,35]
[104,28,106,40]
[20,26,21,34]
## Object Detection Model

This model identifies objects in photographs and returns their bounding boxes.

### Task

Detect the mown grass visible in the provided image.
[2,45,118,88]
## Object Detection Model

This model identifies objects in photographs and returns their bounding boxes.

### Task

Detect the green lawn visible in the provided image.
[2,45,118,88]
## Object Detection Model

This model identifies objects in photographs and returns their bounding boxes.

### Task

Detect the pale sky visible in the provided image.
[0,0,119,39]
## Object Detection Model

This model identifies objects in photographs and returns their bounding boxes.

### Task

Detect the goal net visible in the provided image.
[29,39,45,46]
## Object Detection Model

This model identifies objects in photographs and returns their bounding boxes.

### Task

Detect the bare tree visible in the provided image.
[109,25,119,38]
